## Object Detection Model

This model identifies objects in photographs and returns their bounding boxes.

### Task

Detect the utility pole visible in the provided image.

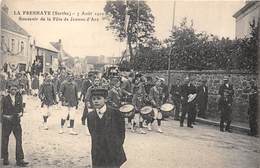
[167,0,176,90]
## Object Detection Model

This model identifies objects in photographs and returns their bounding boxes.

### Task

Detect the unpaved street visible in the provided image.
[4,96,260,168]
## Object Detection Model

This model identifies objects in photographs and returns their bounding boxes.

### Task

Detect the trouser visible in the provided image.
[1,121,24,161]
[81,105,88,125]
[173,99,181,119]
[220,106,232,131]
[61,106,77,128]
[180,102,195,126]
[198,102,207,118]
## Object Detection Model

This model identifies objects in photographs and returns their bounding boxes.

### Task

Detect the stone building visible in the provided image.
[1,5,30,72]
[233,1,260,38]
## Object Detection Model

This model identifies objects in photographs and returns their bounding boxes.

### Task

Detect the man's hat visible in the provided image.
[223,76,229,81]
[91,88,108,98]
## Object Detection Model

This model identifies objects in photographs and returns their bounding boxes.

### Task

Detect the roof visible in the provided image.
[1,11,30,36]
[35,41,59,53]
[233,1,259,18]
[50,41,72,59]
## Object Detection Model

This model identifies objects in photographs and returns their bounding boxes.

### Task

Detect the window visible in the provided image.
[21,41,24,51]
[1,36,4,48]
[11,39,15,51]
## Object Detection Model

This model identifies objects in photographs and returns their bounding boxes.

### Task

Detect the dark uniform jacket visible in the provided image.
[170,84,182,100]
[87,105,126,167]
[108,87,122,108]
[181,83,197,104]
[218,84,234,102]
[38,81,56,106]
[2,93,23,124]
[196,85,208,106]
[81,79,93,101]
[59,81,78,107]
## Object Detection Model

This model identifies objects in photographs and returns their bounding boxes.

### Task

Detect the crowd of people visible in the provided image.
[0,67,258,167]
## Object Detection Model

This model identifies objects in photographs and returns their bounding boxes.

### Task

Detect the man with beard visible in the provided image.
[87,88,126,168]
[59,73,79,135]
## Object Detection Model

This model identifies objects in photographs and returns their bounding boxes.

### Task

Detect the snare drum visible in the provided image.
[140,106,153,120]
[160,103,174,118]
[119,104,134,118]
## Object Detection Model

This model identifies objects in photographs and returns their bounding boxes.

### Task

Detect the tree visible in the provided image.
[104,0,155,64]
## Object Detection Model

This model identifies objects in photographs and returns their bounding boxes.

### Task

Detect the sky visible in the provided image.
[1,0,245,58]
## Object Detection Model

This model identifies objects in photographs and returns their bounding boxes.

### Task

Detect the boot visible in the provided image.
[157,126,163,133]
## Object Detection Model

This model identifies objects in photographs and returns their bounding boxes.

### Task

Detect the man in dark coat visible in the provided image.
[218,76,234,132]
[196,79,208,119]
[87,88,126,168]
[180,76,197,128]
[247,80,258,136]
[38,74,57,130]
[1,84,29,166]
[59,74,78,135]
[170,78,182,120]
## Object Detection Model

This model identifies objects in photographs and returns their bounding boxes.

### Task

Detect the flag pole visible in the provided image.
[168,0,176,90]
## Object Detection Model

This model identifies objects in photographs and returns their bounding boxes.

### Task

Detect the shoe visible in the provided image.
[59,128,64,134]
[16,160,29,167]
[70,130,78,135]
[188,125,193,128]
[226,129,232,133]
[3,159,9,165]
[220,129,224,132]
[43,124,48,130]
[157,127,163,133]
[147,124,152,131]
[139,129,146,134]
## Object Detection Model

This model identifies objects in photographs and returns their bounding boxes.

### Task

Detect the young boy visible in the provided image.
[87,88,126,168]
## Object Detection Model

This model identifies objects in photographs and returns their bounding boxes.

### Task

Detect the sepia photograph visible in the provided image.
[0,0,259,167]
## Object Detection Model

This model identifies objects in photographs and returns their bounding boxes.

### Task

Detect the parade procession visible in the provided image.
[0,0,260,168]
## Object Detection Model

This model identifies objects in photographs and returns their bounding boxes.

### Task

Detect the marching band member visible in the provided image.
[87,88,127,168]
[132,85,146,134]
[148,77,164,133]
[107,76,122,109]
[218,76,234,132]
[59,73,79,135]
[180,76,197,128]
[38,74,57,130]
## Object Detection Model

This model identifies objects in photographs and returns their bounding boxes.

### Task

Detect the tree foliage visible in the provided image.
[131,18,258,72]
[104,0,155,63]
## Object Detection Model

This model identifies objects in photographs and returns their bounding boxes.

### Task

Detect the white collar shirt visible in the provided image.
[96,105,107,119]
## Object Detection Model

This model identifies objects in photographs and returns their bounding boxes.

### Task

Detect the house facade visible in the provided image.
[233,1,260,38]
[1,6,30,72]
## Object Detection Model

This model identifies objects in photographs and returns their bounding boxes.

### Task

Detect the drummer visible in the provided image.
[131,75,147,134]
[107,76,122,108]
[148,77,164,133]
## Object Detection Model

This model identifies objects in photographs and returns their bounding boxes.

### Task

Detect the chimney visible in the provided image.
[2,4,9,14]
[59,39,62,44]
